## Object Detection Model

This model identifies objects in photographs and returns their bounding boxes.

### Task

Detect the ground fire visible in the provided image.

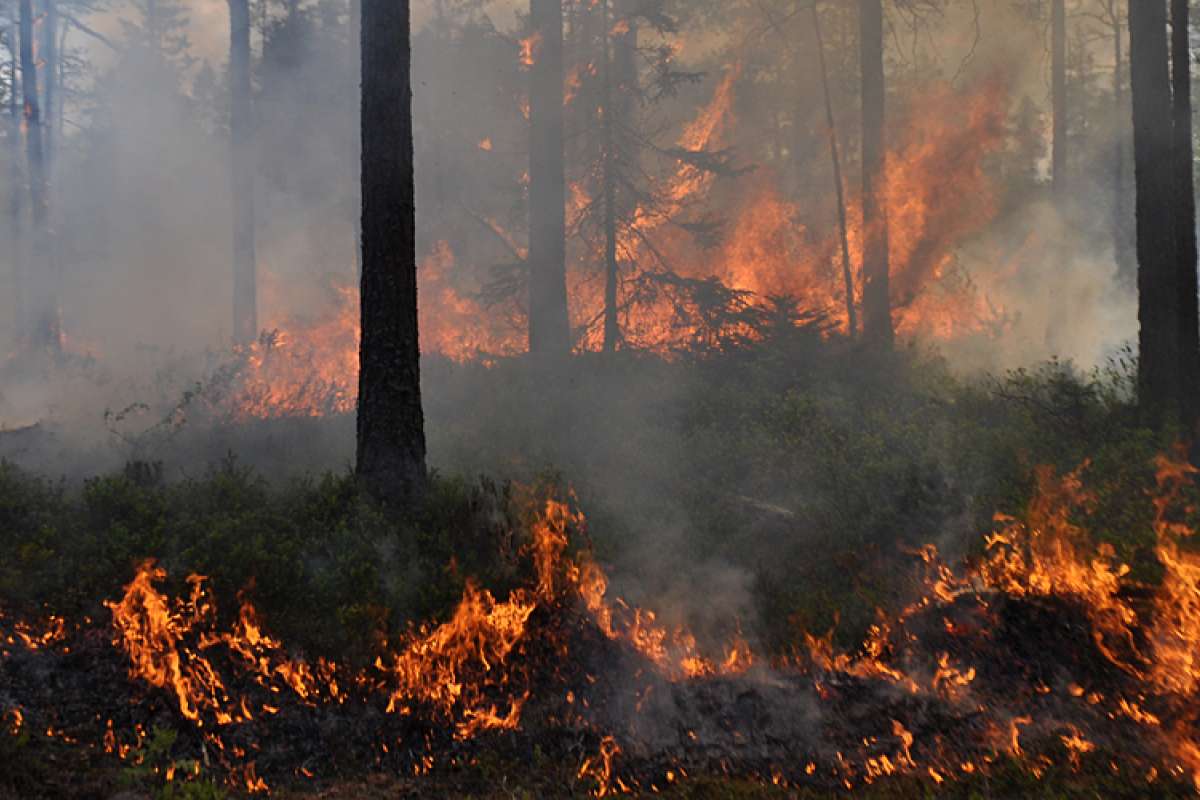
[4,453,1200,795]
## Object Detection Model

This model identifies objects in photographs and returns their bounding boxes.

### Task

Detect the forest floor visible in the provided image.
[2,343,1198,799]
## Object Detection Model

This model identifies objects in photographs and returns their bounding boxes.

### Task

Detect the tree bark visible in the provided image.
[1129,0,1182,424]
[1051,0,1067,199]
[813,3,856,340]
[528,0,571,358]
[1171,0,1200,420]
[356,0,427,502]
[19,0,55,350]
[859,0,892,348]
[229,0,257,344]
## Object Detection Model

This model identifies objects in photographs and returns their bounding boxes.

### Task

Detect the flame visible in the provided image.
[231,242,522,419]
[231,68,1023,419]
[12,451,1200,791]
[813,448,1200,788]
[101,492,749,764]
[520,33,542,69]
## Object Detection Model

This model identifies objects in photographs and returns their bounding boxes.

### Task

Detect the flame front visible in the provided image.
[230,70,1025,420]
[31,451,1200,794]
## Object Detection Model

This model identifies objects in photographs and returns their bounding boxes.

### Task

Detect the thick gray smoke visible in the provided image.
[0,1,1146,647]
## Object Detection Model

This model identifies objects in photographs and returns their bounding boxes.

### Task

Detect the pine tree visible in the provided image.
[1170,0,1200,421]
[859,0,892,348]
[356,0,427,501]
[19,0,56,350]
[1128,0,1199,425]
[229,0,257,344]
[1051,0,1067,199]
[528,0,571,358]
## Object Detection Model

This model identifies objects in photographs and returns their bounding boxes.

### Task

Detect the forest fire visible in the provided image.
[228,72,1018,421]
[5,453,1200,795]
[4,0,1197,796]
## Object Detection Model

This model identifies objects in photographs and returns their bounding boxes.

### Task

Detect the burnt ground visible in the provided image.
[3,586,1199,799]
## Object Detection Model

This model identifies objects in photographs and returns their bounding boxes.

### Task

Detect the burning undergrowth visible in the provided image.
[4,452,1200,797]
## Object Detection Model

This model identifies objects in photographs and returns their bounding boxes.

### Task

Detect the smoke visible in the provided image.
[0,0,1153,651]
[939,200,1137,374]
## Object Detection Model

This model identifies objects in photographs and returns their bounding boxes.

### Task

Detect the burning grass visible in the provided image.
[4,443,1200,797]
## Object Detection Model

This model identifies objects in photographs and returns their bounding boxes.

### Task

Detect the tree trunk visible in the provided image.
[1112,0,1135,284]
[528,0,571,358]
[1171,0,1200,421]
[1129,0,1182,424]
[349,0,362,277]
[813,3,856,340]
[19,0,55,350]
[859,0,892,348]
[1051,0,1067,199]
[229,0,257,344]
[600,0,620,353]
[356,0,427,502]
[8,14,23,340]
[41,0,55,168]
[613,0,637,112]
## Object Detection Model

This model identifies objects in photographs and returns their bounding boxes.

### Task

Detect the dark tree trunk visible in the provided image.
[1051,0,1067,198]
[813,3,856,340]
[1171,0,1200,420]
[528,0,571,358]
[859,0,892,348]
[229,0,257,344]
[356,0,427,502]
[1129,0,1183,423]
[601,0,620,353]
[19,0,55,350]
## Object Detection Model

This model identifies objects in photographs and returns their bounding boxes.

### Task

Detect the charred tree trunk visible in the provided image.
[1051,0,1067,199]
[813,3,856,340]
[19,0,55,350]
[528,0,571,359]
[229,0,257,344]
[356,0,427,502]
[859,0,892,348]
[1171,0,1200,420]
[1129,0,1183,424]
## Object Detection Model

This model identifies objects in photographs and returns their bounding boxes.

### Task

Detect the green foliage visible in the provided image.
[119,726,227,800]
[0,345,1190,799]
[0,455,532,663]
[0,343,1175,663]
